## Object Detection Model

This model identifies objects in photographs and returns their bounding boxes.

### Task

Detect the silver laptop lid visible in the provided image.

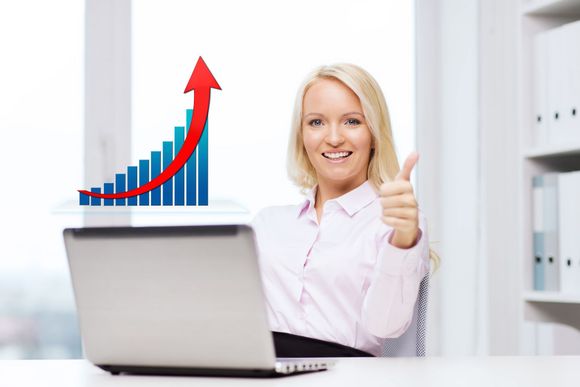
[63,224,277,370]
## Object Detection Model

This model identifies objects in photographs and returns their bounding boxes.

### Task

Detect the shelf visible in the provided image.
[523,144,580,159]
[524,291,580,304]
[522,0,580,16]
[51,198,253,227]
[524,292,580,330]
[52,198,250,215]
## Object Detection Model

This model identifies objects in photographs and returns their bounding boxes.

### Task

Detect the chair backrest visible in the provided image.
[380,273,430,357]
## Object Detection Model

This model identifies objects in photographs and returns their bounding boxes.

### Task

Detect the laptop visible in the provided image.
[63,224,335,377]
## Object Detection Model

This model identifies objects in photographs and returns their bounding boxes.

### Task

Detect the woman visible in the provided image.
[250,63,439,357]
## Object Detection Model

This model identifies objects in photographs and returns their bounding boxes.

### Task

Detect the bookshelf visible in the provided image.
[519,0,580,333]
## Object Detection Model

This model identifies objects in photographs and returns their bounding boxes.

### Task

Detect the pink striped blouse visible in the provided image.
[250,179,430,356]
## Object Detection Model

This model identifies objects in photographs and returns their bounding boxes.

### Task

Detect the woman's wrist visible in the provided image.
[389,228,419,249]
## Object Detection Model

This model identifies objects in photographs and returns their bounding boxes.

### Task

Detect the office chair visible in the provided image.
[381,273,430,357]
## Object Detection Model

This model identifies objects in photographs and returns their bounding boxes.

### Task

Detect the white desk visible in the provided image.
[2,357,579,387]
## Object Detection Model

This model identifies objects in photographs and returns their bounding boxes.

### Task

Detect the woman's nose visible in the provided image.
[325,124,344,145]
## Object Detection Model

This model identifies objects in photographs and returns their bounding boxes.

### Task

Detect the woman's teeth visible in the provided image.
[323,151,352,159]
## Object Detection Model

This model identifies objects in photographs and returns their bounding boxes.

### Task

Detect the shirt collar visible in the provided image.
[296,180,377,218]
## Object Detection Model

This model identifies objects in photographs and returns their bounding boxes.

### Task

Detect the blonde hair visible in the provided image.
[286,63,440,273]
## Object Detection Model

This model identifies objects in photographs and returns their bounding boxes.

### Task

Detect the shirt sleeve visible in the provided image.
[360,208,430,338]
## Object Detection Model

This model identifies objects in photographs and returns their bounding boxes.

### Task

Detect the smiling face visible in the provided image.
[301,78,373,193]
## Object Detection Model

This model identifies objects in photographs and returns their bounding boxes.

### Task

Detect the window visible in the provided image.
[0,0,84,358]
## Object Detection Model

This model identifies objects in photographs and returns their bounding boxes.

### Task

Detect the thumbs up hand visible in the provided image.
[379,151,420,249]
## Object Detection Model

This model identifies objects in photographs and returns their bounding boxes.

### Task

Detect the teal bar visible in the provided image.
[139,159,150,205]
[79,192,89,205]
[186,109,197,205]
[103,183,114,206]
[115,173,126,206]
[174,126,185,205]
[127,166,138,206]
[162,141,173,205]
[198,117,208,206]
[90,187,101,206]
[151,151,161,205]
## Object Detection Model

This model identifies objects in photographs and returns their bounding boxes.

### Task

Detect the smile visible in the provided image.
[322,151,352,160]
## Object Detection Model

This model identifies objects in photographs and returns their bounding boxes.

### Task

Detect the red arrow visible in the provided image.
[79,56,221,199]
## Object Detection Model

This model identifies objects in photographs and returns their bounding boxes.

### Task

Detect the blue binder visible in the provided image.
[532,175,545,291]
[543,173,560,291]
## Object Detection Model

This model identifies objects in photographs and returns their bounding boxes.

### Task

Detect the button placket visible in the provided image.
[305,220,319,259]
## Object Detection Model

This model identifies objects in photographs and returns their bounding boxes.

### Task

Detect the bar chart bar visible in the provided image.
[103,183,114,206]
[151,151,161,206]
[90,187,101,206]
[79,192,89,205]
[127,166,138,206]
[199,118,209,206]
[115,173,126,206]
[174,126,185,205]
[139,160,150,205]
[186,109,197,205]
[162,141,173,205]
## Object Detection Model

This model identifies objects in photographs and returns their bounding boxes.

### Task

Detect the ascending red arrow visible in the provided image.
[78,56,221,199]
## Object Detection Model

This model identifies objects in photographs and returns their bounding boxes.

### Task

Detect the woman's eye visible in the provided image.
[346,118,361,126]
[309,119,322,126]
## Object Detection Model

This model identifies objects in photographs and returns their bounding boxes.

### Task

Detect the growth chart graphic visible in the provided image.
[78,56,221,206]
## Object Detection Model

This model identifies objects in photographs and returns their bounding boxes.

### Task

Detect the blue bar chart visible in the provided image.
[80,109,209,206]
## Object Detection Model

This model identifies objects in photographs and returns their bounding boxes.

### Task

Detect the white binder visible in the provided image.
[546,22,580,145]
[532,32,549,147]
[546,26,566,145]
[567,22,580,138]
[557,171,580,294]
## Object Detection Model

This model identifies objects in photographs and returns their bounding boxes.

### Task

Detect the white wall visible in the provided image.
[417,0,516,356]
[478,0,520,355]
[417,0,482,356]
[438,0,482,355]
